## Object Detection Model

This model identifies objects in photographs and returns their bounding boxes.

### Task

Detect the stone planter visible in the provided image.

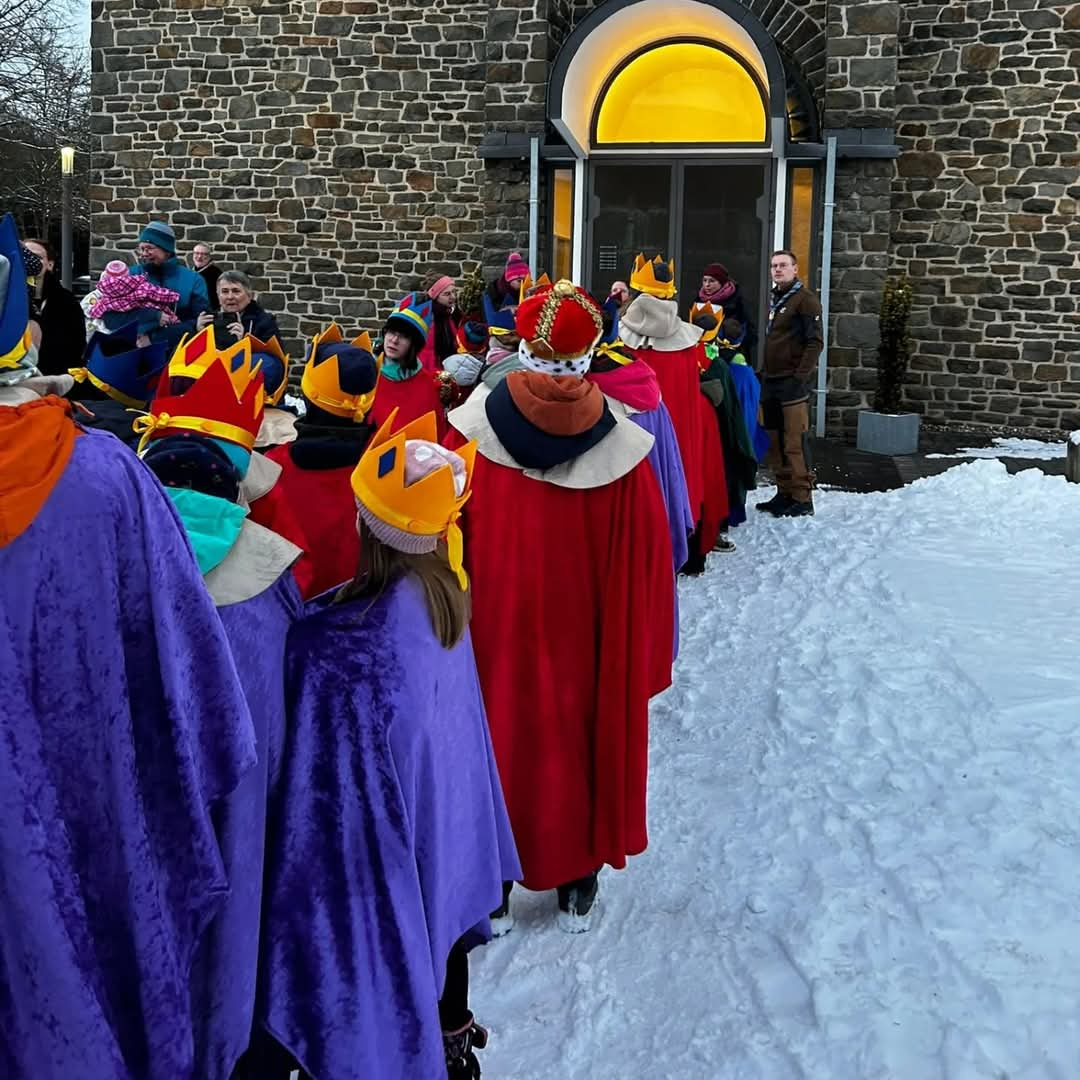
[856,410,921,456]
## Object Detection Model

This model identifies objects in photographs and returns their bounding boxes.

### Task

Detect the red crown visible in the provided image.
[134,356,265,453]
[514,279,604,361]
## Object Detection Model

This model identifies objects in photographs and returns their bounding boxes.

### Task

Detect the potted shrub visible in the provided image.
[856,276,921,455]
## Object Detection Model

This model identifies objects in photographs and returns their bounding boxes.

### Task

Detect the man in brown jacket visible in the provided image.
[758,249,823,517]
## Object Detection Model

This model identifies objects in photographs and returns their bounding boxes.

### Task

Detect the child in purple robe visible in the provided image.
[0,212,257,1080]
[257,408,520,1080]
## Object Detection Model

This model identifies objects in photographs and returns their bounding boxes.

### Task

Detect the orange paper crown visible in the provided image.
[134,353,265,454]
[300,323,380,422]
[169,325,261,397]
[689,301,725,342]
[350,408,477,589]
[247,334,290,405]
[518,271,553,303]
[630,254,677,300]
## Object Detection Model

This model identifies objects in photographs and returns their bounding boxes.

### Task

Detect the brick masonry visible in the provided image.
[90,0,1080,432]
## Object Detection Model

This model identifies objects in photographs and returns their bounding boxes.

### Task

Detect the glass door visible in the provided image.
[679,162,770,366]
[588,163,673,300]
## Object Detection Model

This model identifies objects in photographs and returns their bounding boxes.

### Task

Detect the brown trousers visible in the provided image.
[764,397,813,502]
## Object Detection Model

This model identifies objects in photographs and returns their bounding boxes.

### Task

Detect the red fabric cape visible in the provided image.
[463,452,675,890]
[254,446,356,599]
[630,343,726,552]
[369,371,447,440]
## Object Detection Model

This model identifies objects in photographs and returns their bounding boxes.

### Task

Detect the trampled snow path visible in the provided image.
[471,461,1080,1079]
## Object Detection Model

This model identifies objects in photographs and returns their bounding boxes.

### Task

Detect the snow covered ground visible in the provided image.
[927,437,1068,460]
[471,460,1080,1079]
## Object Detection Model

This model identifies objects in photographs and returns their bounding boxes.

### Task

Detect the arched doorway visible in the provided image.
[547,0,819,360]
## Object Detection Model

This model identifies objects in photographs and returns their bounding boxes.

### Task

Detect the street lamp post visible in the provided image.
[60,146,75,290]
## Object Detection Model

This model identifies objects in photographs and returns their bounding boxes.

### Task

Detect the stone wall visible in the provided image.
[90,0,491,352]
[891,0,1080,432]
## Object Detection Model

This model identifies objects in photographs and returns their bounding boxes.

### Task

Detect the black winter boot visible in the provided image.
[556,870,600,933]
[756,492,792,515]
[443,1012,489,1079]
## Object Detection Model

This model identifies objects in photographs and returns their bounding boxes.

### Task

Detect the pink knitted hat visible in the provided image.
[504,252,529,284]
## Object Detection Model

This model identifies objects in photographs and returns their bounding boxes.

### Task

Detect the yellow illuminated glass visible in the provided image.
[552,169,573,281]
[789,167,815,278]
[595,42,767,145]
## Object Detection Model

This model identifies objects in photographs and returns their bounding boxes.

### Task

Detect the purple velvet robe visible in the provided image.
[0,429,255,1080]
[260,576,521,1080]
[190,571,302,1080]
[630,401,692,660]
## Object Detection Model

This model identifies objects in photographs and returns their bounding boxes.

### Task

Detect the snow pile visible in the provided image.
[472,460,1080,1079]
[927,437,1067,460]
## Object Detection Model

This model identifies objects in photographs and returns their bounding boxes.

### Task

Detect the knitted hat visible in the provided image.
[138,220,176,255]
[703,262,729,283]
[425,274,455,301]
[384,292,434,346]
[142,432,242,504]
[514,279,604,378]
[504,252,529,284]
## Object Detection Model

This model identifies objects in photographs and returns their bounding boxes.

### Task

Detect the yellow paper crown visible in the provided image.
[350,407,477,590]
[247,334,290,405]
[689,301,724,342]
[169,325,263,397]
[630,254,677,300]
[300,323,379,422]
[518,271,553,303]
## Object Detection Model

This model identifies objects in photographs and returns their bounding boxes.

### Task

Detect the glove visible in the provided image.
[700,379,724,407]
[444,352,484,387]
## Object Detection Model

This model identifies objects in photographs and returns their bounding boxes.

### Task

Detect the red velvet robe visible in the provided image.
[257,446,358,599]
[630,343,726,552]
[462,452,675,891]
[369,370,447,441]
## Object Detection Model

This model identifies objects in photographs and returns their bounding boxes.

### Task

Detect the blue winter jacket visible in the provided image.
[129,258,209,349]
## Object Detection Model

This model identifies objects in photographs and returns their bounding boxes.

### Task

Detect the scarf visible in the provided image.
[165,487,248,574]
[485,372,615,470]
[767,280,803,335]
[380,355,422,382]
[700,280,736,305]
[290,415,373,470]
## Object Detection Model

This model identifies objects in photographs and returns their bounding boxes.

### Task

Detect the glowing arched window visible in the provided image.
[594,41,768,146]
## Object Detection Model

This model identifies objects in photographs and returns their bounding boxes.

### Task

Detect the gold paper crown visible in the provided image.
[518,272,552,303]
[247,334,290,406]
[689,301,724,342]
[300,323,380,422]
[169,325,262,397]
[630,254,677,300]
[350,408,477,589]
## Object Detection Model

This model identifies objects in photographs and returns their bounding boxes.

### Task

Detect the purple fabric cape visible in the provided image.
[630,402,692,659]
[260,576,521,1080]
[0,429,255,1080]
[189,570,302,1080]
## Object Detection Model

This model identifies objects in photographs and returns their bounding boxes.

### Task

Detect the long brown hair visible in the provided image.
[335,517,470,648]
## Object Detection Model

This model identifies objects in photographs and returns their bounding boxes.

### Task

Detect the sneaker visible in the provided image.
[443,1012,488,1079]
[755,492,792,515]
[556,872,599,934]
[713,534,736,553]
[775,498,814,518]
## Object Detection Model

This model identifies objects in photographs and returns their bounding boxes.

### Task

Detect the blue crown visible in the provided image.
[0,213,32,373]
[69,331,170,408]
[482,291,517,334]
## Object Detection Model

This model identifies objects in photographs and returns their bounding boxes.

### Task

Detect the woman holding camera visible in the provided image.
[197,270,280,342]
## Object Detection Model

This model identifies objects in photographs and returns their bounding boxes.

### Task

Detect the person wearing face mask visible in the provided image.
[129,218,209,350]
[20,238,85,376]
[368,292,446,440]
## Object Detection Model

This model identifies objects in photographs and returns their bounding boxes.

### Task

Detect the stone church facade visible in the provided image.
[90,0,1079,434]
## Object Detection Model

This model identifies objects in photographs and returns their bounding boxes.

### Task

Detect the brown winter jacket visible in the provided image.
[763,284,823,382]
